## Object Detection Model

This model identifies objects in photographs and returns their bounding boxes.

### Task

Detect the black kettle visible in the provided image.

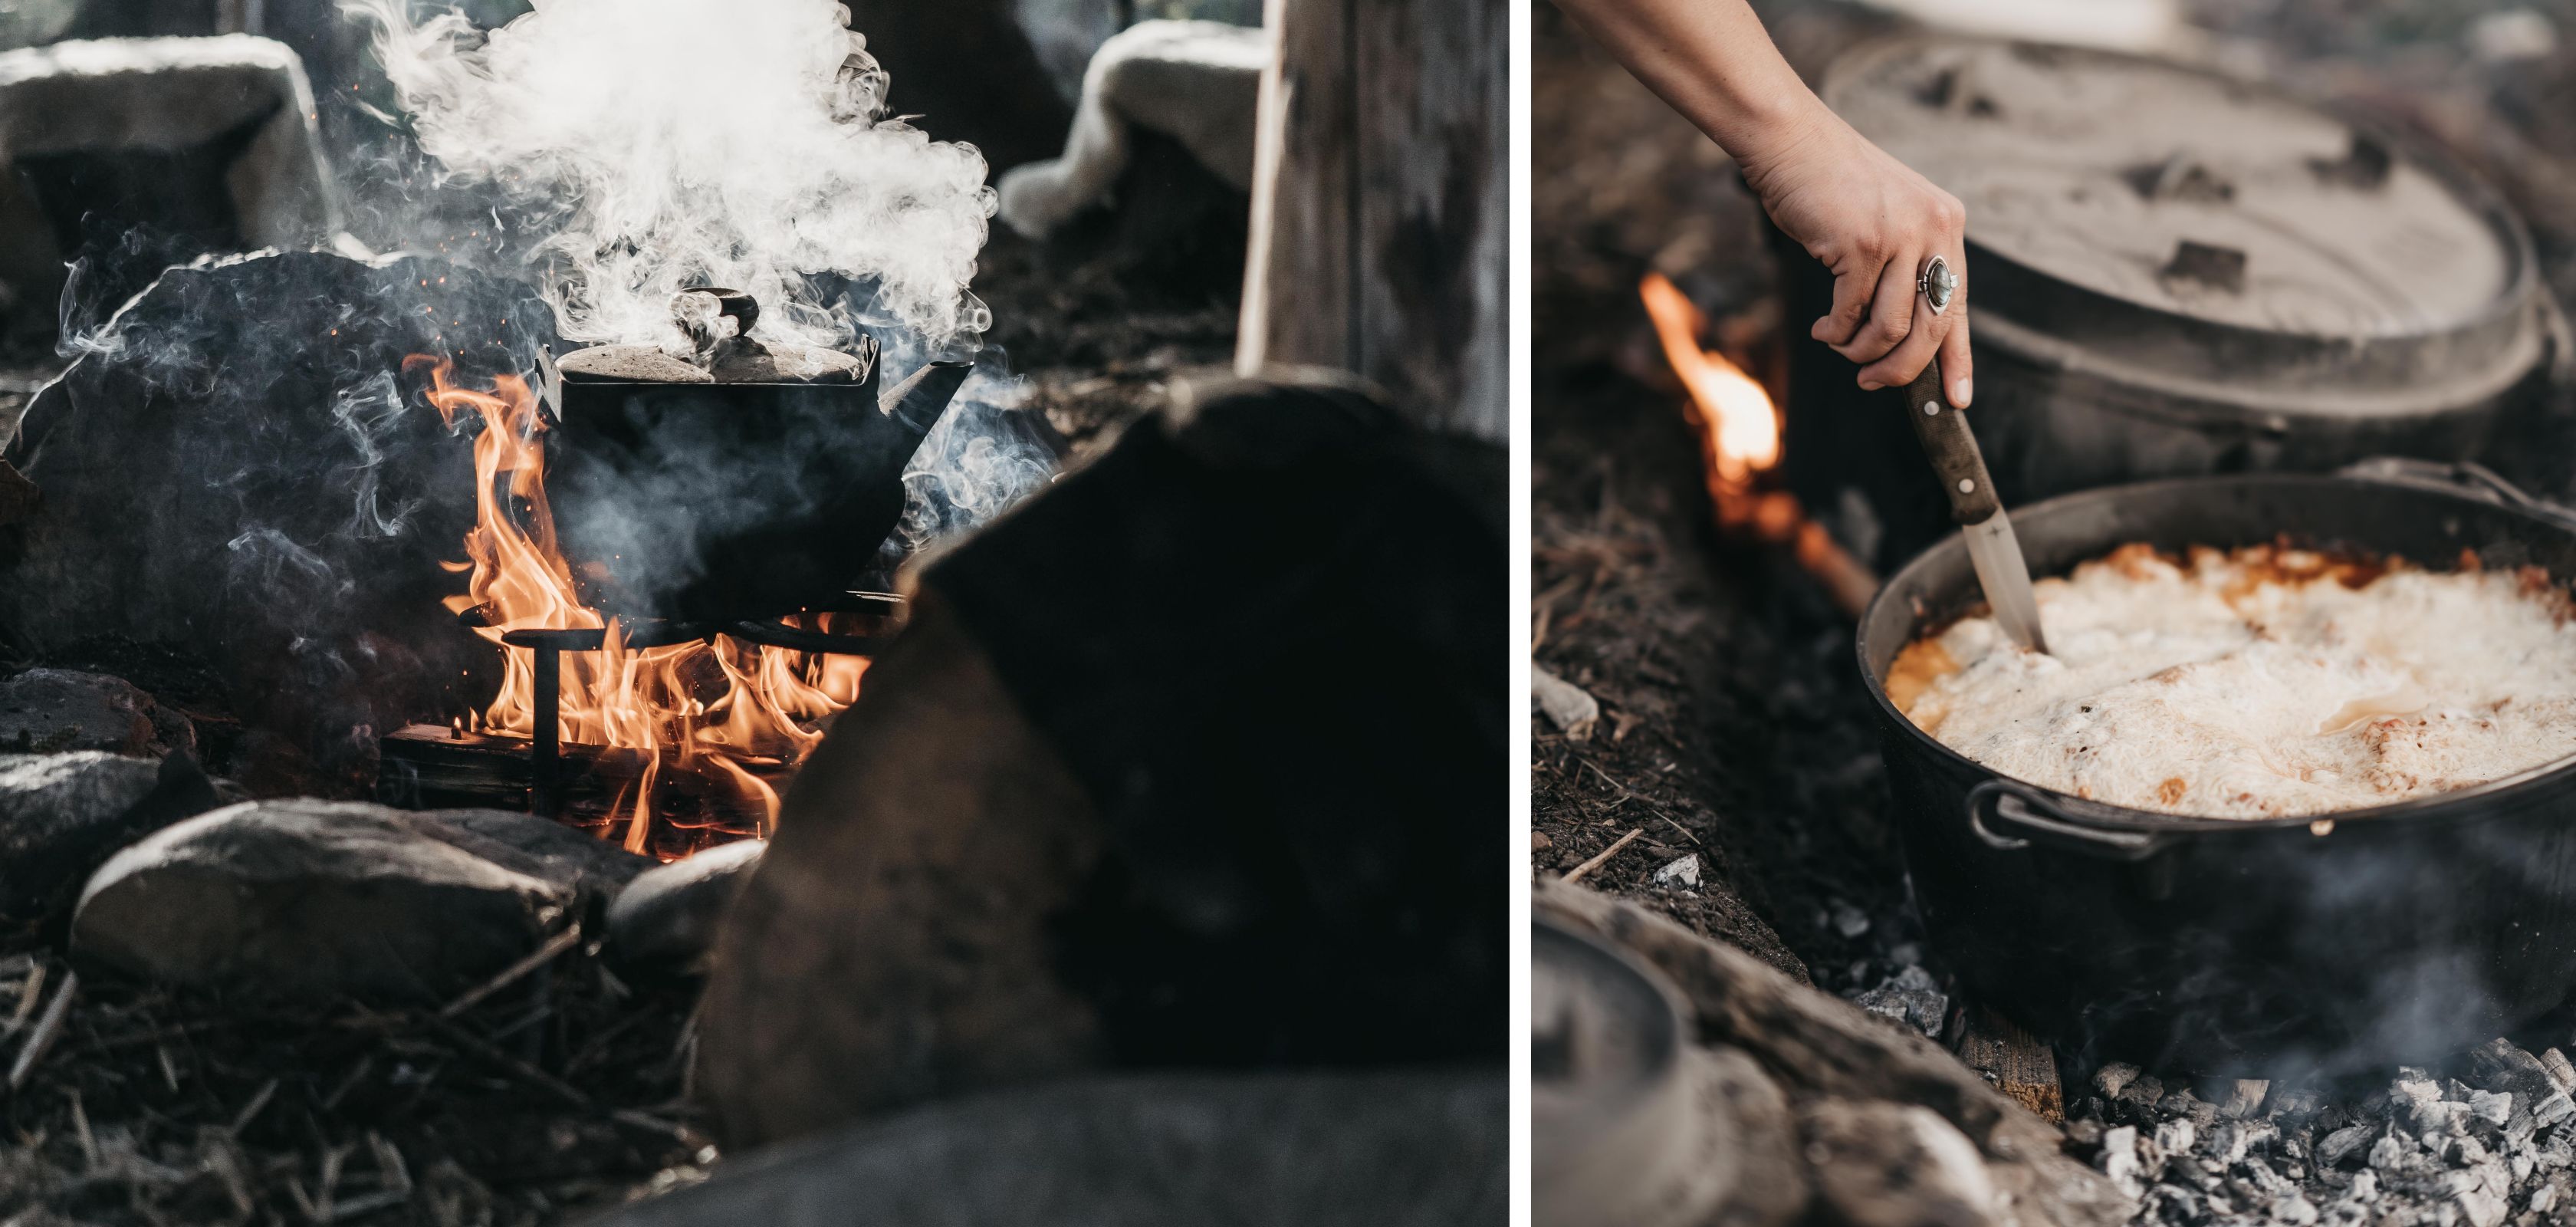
[542,288,970,623]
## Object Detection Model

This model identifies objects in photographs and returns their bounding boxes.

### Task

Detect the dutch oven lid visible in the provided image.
[1822,37,2543,407]
[555,288,875,386]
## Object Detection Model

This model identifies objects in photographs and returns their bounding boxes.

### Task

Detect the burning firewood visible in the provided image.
[1638,272,1879,618]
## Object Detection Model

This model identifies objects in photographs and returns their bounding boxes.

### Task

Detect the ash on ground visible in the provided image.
[2066,1039,2576,1227]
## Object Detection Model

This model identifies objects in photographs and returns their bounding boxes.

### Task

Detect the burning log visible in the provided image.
[1638,272,1880,618]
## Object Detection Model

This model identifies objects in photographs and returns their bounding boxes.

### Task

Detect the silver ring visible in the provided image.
[1917,255,1957,317]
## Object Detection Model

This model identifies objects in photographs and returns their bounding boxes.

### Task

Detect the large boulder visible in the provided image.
[70,799,646,999]
[0,749,219,921]
[2,248,554,786]
[698,374,1507,1145]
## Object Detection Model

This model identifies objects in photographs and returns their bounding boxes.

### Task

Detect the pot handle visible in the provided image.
[1965,779,2168,862]
[2339,457,2576,534]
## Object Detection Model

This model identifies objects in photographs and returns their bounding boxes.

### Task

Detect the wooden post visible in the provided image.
[1237,0,1507,440]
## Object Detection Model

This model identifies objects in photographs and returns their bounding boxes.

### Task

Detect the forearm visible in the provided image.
[1550,0,1841,173]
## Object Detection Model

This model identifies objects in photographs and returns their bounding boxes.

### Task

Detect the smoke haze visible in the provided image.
[348,0,999,353]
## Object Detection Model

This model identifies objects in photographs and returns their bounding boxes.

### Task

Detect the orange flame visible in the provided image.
[411,355,866,856]
[1639,272,1782,488]
[1636,274,1880,617]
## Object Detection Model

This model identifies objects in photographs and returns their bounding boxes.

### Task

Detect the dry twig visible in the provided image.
[1559,827,1644,886]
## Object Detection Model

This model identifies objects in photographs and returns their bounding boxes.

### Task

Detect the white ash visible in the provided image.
[2070,1038,2576,1227]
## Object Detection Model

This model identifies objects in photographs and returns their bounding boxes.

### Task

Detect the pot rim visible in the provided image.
[1855,471,2576,837]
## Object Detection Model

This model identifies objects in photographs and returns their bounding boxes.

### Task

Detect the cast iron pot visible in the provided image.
[542,291,971,623]
[1860,462,2576,1076]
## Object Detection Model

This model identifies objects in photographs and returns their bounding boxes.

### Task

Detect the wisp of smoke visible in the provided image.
[347,0,998,353]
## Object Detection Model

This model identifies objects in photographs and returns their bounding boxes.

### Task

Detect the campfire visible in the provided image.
[1636,271,1877,617]
[404,356,870,857]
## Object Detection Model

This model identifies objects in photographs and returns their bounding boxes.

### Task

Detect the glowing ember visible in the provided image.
[1636,273,1878,617]
[412,355,866,856]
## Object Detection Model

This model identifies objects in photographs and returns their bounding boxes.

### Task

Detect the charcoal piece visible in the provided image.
[2092,1062,2142,1100]
[604,838,764,976]
[70,799,590,999]
[2542,1048,2576,1094]
[590,1073,1503,1227]
[2,249,555,782]
[0,749,217,920]
[2467,1038,2561,1104]
[2161,1086,2220,1131]
[0,669,192,758]
[1852,964,1946,1041]
[2317,1123,2374,1169]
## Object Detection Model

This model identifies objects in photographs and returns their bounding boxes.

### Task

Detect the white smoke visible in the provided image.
[347,0,998,353]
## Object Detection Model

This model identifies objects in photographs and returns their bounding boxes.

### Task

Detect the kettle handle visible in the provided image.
[680,286,760,340]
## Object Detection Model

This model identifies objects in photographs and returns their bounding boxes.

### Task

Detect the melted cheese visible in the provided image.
[1891,545,2576,818]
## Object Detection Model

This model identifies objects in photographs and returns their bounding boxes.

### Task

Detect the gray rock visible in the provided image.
[414,808,656,909]
[605,838,764,975]
[0,750,219,920]
[0,669,193,758]
[589,1072,1505,1227]
[0,35,343,346]
[69,800,620,999]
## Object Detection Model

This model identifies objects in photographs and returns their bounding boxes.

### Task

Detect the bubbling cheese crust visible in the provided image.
[1890,544,2576,819]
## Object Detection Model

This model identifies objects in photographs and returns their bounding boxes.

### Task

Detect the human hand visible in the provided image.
[1738,110,1973,405]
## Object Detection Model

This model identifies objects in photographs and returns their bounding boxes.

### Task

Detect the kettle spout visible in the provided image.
[879,360,974,442]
